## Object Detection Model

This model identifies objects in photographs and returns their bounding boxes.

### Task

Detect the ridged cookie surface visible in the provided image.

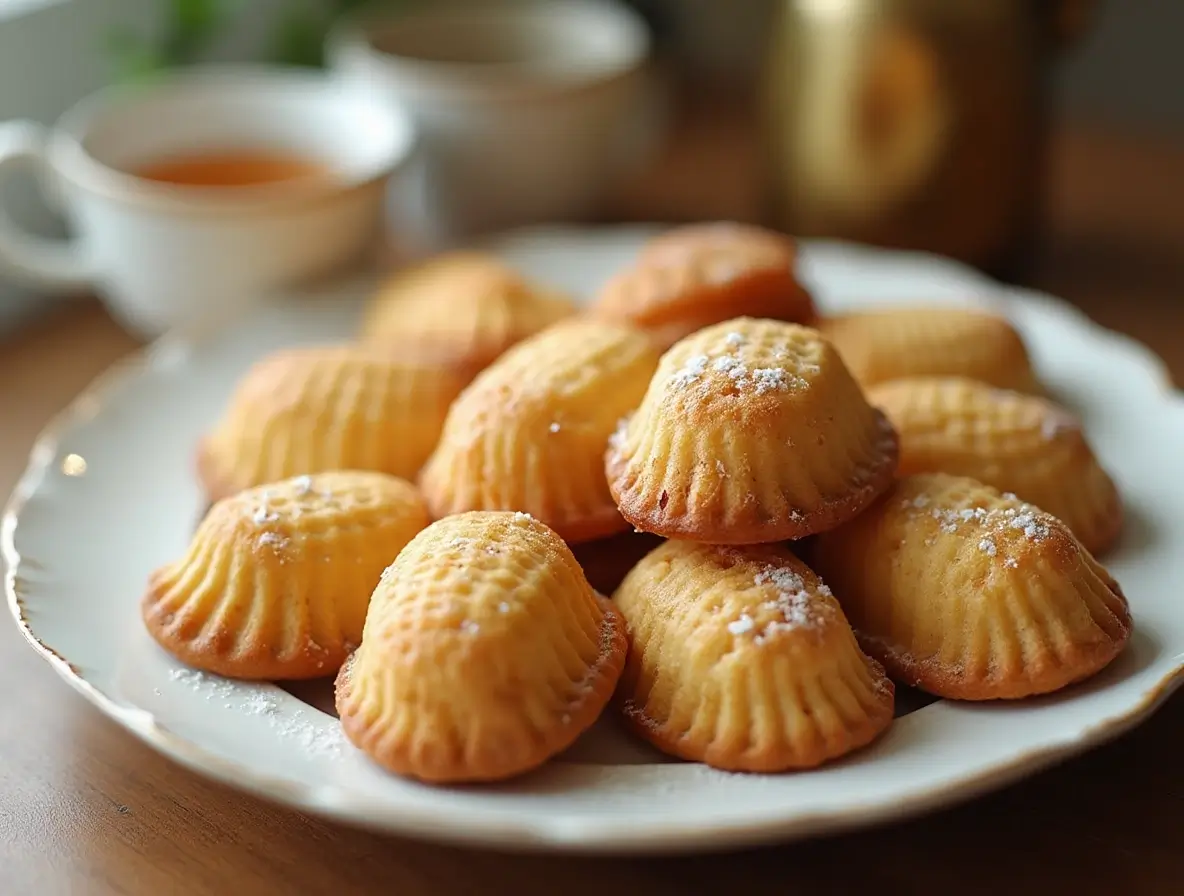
[870,377,1123,553]
[144,471,429,679]
[198,345,465,502]
[336,511,627,783]
[607,318,898,543]
[812,474,1131,700]
[613,540,894,771]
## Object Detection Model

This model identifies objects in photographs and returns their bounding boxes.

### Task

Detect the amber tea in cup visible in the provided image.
[133,149,328,188]
[0,66,413,336]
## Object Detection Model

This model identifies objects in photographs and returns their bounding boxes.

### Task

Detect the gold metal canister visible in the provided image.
[761,0,1095,277]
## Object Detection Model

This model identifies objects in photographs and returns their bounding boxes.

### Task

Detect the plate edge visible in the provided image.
[5,233,1184,852]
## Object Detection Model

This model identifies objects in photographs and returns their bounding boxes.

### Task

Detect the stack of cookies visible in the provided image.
[142,222,1131,784]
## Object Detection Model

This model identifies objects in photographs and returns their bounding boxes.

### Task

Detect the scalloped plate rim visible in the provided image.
[5,225,1184,854]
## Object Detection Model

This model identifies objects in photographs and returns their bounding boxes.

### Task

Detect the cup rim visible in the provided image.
[47,65,417,214]
[326,0,650,100]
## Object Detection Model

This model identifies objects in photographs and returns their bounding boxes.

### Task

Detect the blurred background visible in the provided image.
[0,0,1181,334]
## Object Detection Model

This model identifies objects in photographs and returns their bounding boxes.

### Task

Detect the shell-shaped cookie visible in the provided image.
[143,472,429,680]
[870,377,1123,554]
[419,319,661,543]
[614,540,894,771]
[591,222,816,349]
[817,306,1039,392]
[198,345,466,502]
[335,511,627,782]
[811,474,1131,700]
[606,318,899,543]
[361,250,575,380]
[637,221,799,264]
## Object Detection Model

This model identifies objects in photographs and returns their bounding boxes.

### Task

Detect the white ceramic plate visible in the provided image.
[6,226,1184,854]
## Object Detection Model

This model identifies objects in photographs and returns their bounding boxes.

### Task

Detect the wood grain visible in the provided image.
[2,126,1184,895]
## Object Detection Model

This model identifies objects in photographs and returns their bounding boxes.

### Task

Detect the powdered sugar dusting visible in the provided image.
[713,354,746,377]
[720,565,833,643]
[727,614,755,635]
[669,331,811,399]
[257,532,288,554]
[1007,510,1050,540]
[669,354,710,388]
[167,670,344,758]
[751,368,790,394]
[549,422,561,433]
[270,709,346,758]
[915,492,1054,569]
[754,566,806,594]
[931,508,960,535]
[170,667,234,699]
[242,692,280,716]
[293,475,313,496]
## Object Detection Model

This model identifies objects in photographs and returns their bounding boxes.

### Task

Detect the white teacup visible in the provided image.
[328,0,661,249]
[0,67,415,337]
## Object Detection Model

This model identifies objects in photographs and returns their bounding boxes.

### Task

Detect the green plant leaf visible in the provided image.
[175,0,220,33]
[105,26,164,81]
[272,10,331,68]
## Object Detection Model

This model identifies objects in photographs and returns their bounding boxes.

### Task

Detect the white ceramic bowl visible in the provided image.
[328,0,660,248]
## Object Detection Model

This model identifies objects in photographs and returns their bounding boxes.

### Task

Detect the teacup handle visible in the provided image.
[0,121,94,291]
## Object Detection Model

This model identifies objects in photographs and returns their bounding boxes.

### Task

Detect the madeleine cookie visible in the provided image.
[591,222,816,349]
[614,541,894,771]
[143,472,429,680]
[812,474,1132,700]
[361,250,575,380]
[197,345,466,502]
[606,318,898,543]
[818,306,1039,392]
[336,511,627,783]
[870,377,1123,554]
[419,319,661,543]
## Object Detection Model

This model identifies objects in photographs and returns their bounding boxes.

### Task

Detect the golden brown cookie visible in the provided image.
[143,472,429,680]
[591,222,816,349]
[197,345,466,503]
[613,540,894,771]
[606,318,898,543]
[637,221,798,265]
[335,511,627,783]
[811,474,1131,700]
[361,250,575,380]
[419,319,661,543]
[870,377,1123,554]
[817,306,1040,392]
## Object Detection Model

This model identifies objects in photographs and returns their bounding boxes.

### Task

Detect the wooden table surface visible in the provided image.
[2,120,1183,895]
